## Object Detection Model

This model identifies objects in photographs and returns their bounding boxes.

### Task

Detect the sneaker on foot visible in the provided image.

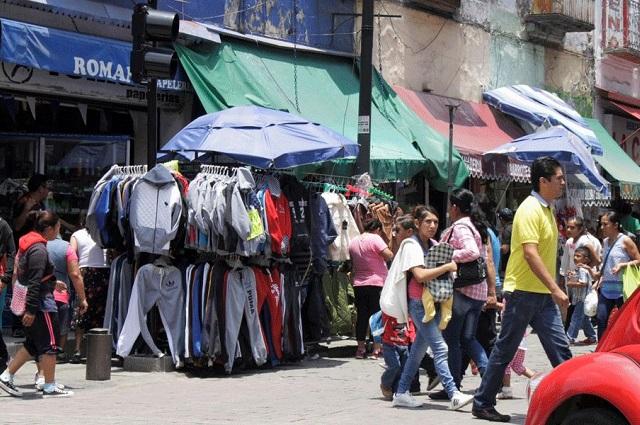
[380,384,393,401]
[497,386,513,399]
[0,376,22,397]
[35,374,66,391]
[449,391,474,410]
[42,387,74,398]
[426,375,441,391]
[428,388,449,400]
[392,391,423,408]
[577,337,597,346]
[69,353,83,364]
[472,406,511,422]
[56,352,69,364]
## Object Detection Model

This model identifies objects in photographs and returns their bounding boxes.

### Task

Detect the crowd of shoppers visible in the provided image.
[368,156,640,422]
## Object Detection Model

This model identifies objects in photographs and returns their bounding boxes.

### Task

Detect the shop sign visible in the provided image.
[0,61,191,109]
[607,112,640,163]
[602,0,626,50]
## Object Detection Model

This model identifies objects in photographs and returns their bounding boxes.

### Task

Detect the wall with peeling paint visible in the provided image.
[367,0,593,106]
[156,0,593,108]
[159,0,357,52]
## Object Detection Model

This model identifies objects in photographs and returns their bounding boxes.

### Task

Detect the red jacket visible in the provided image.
[264,190,292,257]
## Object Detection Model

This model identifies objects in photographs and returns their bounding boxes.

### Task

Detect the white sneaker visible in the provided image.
[392,391,423,408]
[0,376,22,397]
[449,391,474,410]
[35,374,65,391]
[497,386,513,399]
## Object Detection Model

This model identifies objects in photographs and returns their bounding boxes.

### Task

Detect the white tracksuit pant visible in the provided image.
[224,267,267,373]
[116,263,184,365]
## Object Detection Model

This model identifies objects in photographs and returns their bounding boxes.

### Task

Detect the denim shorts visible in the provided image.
[55,301,71,337]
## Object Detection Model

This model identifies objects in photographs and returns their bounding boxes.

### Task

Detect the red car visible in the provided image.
[526,289,640,425]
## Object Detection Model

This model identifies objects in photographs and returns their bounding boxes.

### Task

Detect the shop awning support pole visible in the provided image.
[147,77,158,168]
[446,104,458,227]
[146,0,158,168]
[354,0,374,175]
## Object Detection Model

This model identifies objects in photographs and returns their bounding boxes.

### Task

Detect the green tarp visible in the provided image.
[586,118,640,200]
[175,39,468,189]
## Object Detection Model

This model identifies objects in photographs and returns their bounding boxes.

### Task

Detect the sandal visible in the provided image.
[355,348,366,359]
[368,350,382,360]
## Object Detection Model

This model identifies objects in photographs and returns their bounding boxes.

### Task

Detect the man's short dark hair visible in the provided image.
[27,174,49,192]
[531,157,562,192]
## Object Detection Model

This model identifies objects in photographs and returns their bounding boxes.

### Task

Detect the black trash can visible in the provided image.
[85,328,111,381]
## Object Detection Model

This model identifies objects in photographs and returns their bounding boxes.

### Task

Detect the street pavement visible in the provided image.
[1,335,593,424]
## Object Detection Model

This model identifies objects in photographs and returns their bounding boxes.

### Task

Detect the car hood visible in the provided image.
[597,289,640,352]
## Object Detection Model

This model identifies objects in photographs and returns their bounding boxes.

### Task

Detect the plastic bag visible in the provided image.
[369,311,384,344]
[623,265,640,301]
[583,289,598,317]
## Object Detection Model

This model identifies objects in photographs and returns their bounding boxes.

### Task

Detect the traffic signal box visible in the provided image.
[131,3,180,84]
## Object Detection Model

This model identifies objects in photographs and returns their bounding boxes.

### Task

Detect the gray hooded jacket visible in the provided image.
[129,165,183,256]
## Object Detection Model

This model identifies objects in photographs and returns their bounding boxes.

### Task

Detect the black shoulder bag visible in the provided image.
[447,223,487,288]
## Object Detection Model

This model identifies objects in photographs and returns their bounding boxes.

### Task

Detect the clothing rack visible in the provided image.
[199,164,239,178]
[301,173,353,187]
[368,187,394,201]
[114,165,147,176]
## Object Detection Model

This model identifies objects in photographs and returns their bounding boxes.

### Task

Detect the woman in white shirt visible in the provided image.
[69,227,109,363]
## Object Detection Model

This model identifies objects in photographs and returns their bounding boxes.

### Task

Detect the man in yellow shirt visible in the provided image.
[472,157,572,422]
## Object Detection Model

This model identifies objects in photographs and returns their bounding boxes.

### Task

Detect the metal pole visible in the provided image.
[446,104,457,226]
[146,0,158,168]
[354,0,374,175]
[147,78,158,167]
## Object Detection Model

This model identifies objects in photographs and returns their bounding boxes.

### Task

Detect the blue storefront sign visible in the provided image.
[0,18,187,88]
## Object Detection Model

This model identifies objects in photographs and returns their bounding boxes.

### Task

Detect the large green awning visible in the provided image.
[174,39,468,188]
[586,118,640,200]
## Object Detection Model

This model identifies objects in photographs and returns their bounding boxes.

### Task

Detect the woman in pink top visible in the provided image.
[438,188,497,397]
[349,219,393,359]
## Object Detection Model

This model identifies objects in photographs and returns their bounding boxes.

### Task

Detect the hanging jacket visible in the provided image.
[129,164,183,256]
[264,189,292,257]
[220,169,253,254]
[310,193,337,273]
[321,192,360,262]
[281,175,311,271]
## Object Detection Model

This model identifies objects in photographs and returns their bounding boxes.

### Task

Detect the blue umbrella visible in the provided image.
[160,105,359,169]
[484,126,610,195]
[483,86,603,156]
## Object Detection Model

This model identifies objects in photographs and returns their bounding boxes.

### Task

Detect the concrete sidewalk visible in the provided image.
[1,333,595,424]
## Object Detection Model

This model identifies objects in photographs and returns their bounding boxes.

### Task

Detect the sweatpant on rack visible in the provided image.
[103,257,122,348]
[224,267,267,373]
[116,263,185,365]
[302,272,331,343]
[216,263,229,364]
[201,263,221,359]
[183,265,194,359]
[254,267,284,363]
[116,259,133,343]
[282,265,304,360]
[103,255,133,348]
[190,264,206,358]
